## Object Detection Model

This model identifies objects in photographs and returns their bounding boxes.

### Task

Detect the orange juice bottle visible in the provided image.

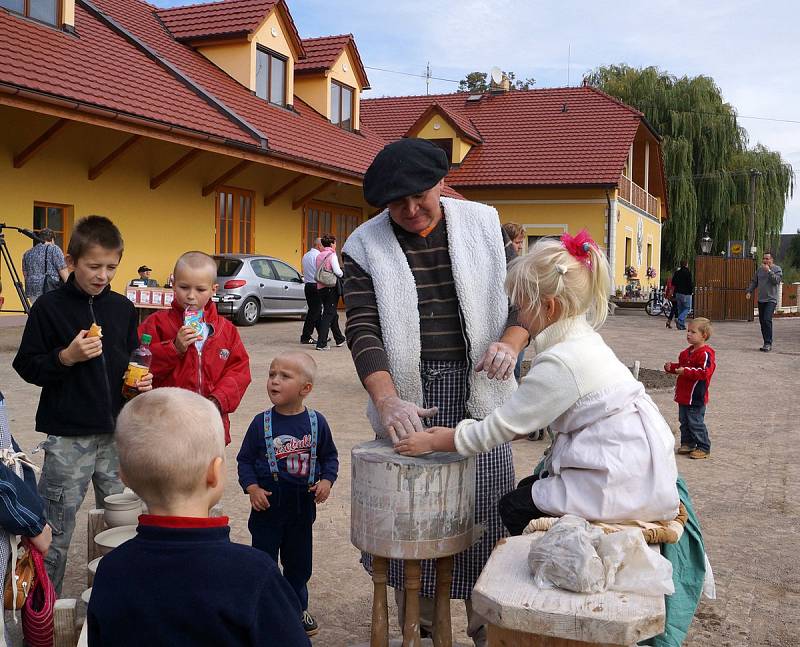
[122,334,152,400]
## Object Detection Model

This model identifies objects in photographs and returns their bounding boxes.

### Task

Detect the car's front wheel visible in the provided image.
[236,297,260,326]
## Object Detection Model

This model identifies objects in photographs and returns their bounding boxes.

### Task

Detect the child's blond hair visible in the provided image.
[690,317,713,340]
[506,235,611,330]
[116,388,225,507]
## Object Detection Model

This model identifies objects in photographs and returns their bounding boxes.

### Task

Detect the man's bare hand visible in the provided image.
[28,524,52,555]
[59,330,102,366]
[475,341,517,381]
[376,396,438,444]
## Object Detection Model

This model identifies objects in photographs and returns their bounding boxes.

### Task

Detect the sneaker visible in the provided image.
[300,338,316,345]
[335,340,347,347]
[689,449,710,460]
[302,610,319,637]
[763,344,772,352]
[527,430,543,441]
[315,346,329,351]
[676,444,694,454]
[665,321,672,329]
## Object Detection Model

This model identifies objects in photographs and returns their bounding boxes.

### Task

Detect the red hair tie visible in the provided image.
[561,229,597,267]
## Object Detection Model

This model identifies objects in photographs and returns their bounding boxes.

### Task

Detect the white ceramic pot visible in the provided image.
[87,556,102,578]
[81,587,92,604]
[103,492,143,528]
[94,525,137,556]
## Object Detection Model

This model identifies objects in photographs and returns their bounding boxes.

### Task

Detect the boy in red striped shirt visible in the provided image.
[664,317,716,459]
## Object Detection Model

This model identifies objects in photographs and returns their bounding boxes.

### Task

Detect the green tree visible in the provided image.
[784,231,800,269]
[584,65,794,270]
[458,71,535,93]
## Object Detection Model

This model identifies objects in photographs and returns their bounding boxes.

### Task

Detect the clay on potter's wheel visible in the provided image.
[351,438,476,560]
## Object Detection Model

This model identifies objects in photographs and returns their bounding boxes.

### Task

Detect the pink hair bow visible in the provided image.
[561,229,597,267]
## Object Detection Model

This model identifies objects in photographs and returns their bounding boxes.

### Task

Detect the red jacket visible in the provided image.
[666,344,715,406]
[138,301,251,444]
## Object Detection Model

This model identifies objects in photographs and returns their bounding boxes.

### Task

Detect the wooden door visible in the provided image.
[694,256,755,321]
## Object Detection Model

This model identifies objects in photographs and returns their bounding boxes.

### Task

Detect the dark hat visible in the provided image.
[138,265,152,273]
[363,138,449,208]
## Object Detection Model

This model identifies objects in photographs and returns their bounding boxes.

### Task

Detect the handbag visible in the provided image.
[42,246,63,294]
[21,542,56,647]
[3,538,35,610]
[314,251,338,287]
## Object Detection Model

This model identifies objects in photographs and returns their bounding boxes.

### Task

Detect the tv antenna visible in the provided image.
[425,61,431,95]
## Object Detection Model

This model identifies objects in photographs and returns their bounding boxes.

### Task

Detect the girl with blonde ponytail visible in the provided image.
[397,229,680,531]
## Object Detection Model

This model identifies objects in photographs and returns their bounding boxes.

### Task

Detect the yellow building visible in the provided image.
[0,0,667,317]
[0,0,379,314]
[361,86,669,291]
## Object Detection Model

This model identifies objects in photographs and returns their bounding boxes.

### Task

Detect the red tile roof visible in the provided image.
[295,34,370,89]
[0,0,386,178]
[405,102,482,144]
[361,87,648,188]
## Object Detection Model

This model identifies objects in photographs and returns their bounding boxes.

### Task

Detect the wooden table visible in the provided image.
[125,287,174,323]
[472,534,665,647]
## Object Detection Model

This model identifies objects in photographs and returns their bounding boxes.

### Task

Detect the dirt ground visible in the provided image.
[0,308,797,646]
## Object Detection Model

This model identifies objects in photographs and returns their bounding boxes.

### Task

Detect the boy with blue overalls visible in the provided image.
[237,352,338,637]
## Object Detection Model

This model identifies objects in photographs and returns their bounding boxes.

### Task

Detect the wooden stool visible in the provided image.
[351,440,476,647]
[473,535,666,646]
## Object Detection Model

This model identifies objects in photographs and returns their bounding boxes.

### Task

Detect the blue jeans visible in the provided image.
[757,300,776,345]
[678,404,710,453]
[675,293,692,328]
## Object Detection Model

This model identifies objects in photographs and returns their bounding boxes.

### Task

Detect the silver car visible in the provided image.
[213,254,307,326]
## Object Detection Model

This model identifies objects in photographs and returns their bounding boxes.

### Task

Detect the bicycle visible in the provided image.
[645,287,673,318]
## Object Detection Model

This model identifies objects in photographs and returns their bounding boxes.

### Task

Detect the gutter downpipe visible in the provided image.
[606,190,617,294]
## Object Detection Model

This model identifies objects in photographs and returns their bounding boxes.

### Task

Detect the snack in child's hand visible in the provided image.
[87,323,103,338]
[184,306,204,336]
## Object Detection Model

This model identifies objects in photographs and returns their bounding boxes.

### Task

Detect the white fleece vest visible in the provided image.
[343,197,516,434]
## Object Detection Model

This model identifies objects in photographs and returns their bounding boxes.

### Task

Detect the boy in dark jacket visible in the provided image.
[664,317,716,460]
[88,388,309,647]
[12,216,152,592]
[237,352,338,637]
[139,251,251,445]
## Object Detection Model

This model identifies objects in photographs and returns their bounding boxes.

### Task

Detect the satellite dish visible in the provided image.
[490,67,503,85]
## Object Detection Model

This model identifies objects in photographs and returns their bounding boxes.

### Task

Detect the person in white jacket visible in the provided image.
[397,230,680,533]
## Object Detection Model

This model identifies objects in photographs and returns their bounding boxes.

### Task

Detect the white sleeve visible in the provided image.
[329,253,343,277]
[454,353,581,456]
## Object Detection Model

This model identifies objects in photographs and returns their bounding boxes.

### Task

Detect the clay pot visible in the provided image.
[94,525,137,556]
[103,492,143,528]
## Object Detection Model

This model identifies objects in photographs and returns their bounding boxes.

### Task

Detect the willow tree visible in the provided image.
[584,65,794,269]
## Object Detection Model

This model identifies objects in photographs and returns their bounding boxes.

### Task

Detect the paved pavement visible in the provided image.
[0,308,797,645]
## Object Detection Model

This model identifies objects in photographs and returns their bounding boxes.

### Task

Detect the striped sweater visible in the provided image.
[666,345,716,406]
[343,211,517,382]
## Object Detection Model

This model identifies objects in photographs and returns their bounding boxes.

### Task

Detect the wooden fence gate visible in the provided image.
[694,256,754,321]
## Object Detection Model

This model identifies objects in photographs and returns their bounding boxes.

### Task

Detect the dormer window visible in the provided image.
[1,0,59,26]
[255,47,286,107]
[331,80,353,131]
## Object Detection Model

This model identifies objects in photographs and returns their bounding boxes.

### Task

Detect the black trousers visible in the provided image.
[498,474,547,536]
[316,286,345,348]
[757,300,776,345]
[249,488,316,612]
[301,283,322,342]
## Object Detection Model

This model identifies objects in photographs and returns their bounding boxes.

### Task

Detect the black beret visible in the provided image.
[363,138,449,208]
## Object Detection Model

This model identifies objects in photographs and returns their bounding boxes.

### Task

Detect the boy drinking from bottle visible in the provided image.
[139,251,251,444]
[13,215,152,593]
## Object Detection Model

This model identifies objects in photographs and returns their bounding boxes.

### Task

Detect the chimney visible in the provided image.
[62,0,76,29]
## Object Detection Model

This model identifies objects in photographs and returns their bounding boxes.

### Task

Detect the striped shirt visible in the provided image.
[343,212,518,382]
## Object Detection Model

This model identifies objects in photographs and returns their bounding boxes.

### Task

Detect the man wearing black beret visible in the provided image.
[342,137,528,645]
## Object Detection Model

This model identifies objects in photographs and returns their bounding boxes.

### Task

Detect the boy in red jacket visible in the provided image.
[139,252,251,444]
[664,317,715,460]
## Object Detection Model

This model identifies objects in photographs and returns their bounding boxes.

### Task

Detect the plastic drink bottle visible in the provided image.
[122,334,152,400]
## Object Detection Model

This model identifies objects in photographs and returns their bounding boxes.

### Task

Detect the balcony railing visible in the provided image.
[618,175,660,218]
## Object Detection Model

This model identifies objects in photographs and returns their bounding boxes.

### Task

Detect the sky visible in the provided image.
[153,0,800,234]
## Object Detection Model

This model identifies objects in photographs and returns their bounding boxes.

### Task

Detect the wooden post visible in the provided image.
[433,556,453,647]
[402,560,422,647]
[87,508,106,564]
[370,556,390,647]
[53,598,78,647]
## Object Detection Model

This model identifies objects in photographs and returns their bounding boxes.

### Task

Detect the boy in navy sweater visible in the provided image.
[664,317,716,460]
[88,388,309,647]
[237,351,339,637]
